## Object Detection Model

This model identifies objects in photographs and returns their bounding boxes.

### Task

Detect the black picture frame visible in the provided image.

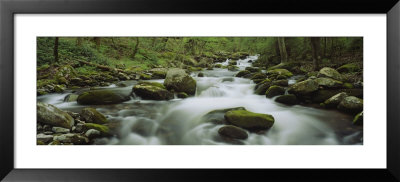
[1,0,399,181]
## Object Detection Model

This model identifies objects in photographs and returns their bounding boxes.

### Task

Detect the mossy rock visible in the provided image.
[218,125,248,140]
[64,94,79,102]
[353,111,363,125]
[275,94,299,105]
[251,73,268,80]
[37,102,75,129]
[267,63,299,72]
[337,63,360,73]
[272,79,288,87]
[53,133,89,145]
[317,67,343,81]
[235,70,251,77]
[323,92,348,108]
[77,90,131,105]
[198,72,204,77]
[54,85,65,93]
[288,79,319,96]
[245,67,260,73]
[337,96,363,114]
[214,64,222,68]
[177,92,189,98]
[81,108,107,124]
[133,82,174,100]
[265,85,285,98]
[267,68,293,78]
[254,79,272,95]
[227,65,239,71]
[164,68,197,96]
[150,68,168,79]
[202,107,246,124]
[139,73,152,80]
[315,77,343,88]
[343,83,354,89]
[84,123,110,136]
[37,140,45,145]
[224,110,274,130]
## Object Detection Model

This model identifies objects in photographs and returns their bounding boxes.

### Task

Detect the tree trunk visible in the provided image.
[94,37,101,49]
[310,37,321,71]
[54,37,59,62]
[131,37,140,59]
[323,37,327,58]
[76,37,83,46]
[277,37,288,63]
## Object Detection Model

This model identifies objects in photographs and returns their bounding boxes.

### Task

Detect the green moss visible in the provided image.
[343,83,354,89]
[353,111,363,125]
[251,73,267,80]
[138,81,165,89]
[265,85,285,98]
[81,108,108,124]
[77,90,130,105]
[267,69,293,77]
[139,73,151,80]
[235,70,251,77]
[337,63,360,73]
[37,140,45,145]
[224,110,274,130]
[214,64,222,68]
[84,123,110,136]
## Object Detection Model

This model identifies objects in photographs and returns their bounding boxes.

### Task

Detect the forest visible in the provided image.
[37,37,363,145]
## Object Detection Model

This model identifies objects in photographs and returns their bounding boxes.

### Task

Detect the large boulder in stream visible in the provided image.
[317,67,343,81]
[245,67,260,73]
[337,96,363,114]
[224,110,275,131]
[133,82,174,100]
[288,79,319,96]
[315,77,343,88]
[81,108,108,124]
[323,92,348,108]
[77,90,131,105]
[218,125,248,140]
[235,70,251,77]
[202,107,246,124]
[275,94,299,105]
[254,79,272,95]
[265,85,285,98]
[37,102,75,129]
[164,68,197,95]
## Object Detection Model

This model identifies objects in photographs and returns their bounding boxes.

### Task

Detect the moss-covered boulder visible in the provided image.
[275,94,299,105]
[343,83,354,89]
[164,68,197,95]
[55,65,76,84]
[337,63,360,73]
[64,94,79,102]
[224,110,275,130]
[228,60,237,65]
[265,85,285,98]
[245,67,260,73]
[235,70,251,77]
[227,65,239,71]
[177,92,188,98]
[338,96,363,114]
[81,108,107,124]
[37,102,75,129]
[218,125,248,140]
[77,90,131,105]
[267,69,293,78]
[133,82,174,100]
[317,67,342,81]
[323,92,348,108]
[254,79,272,95]
[251,73,268,80]
[198,72,204,77]
[214,64,222,68]
[150,68,168,79]
[202,107,246,124]
[353,111,363,125]
[315,77,343,88]
[272,79,288,87]
[288,79,319,96]
[84,123,110,136]
[53,133,89,145]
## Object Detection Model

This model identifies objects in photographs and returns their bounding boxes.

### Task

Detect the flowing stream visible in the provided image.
[37,55,363,145]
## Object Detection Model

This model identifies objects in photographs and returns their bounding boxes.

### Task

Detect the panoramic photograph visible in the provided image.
[36,37,363,145]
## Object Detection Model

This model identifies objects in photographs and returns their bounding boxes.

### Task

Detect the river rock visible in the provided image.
[37,133,53,143]
[227,65,239,71]
[323,92,348,108]
[315,77,343,88]
[288,79,319,96]
[267,69,293,78]
[251,73,268,80]
[77,90,131,105]
[84,123,110,136]
[353,111,363,125]
[337,63,360,73]
[275,94,299,105]
[37,102,75,129]
[218,125,248,140]
[245,67,260,73]
[254,79,272,95]
[53,133,89,145]
[150,68,168,79]
[198,72,204,77]
[164,68,197,95]
[202,107,246,124]
[64,94,79,102]
[177,92,189,98]
[265,85,285,98]
[235,70,251,77]
[317,67,342,81]
[133,82,174,100]
[85,129,101,139]
[118,72,130,80]
[224,110,274,130]
[52,127,70,134]
[228,60,237,65]
[81,108,108,124]
[337,96,363,114]
[272,79,289,87]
